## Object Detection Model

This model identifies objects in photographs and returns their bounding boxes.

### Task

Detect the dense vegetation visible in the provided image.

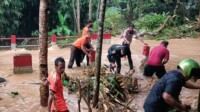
[0,0,200,39]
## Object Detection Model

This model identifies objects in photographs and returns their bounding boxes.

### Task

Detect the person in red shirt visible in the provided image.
[143,40,169,78]
[68,30,93,68]
[44,57,69,112]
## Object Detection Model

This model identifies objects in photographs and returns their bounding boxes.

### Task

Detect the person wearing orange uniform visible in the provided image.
[81,20,93,65]
[43,57,69,112]
[68,30,93,68]
[82,20,93,37]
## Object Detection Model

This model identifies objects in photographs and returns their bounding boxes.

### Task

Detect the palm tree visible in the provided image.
[93,0,107,108]
[39,0,49,106]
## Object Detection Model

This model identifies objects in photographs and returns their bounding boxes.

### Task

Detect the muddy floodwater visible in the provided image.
[0,36,200,112]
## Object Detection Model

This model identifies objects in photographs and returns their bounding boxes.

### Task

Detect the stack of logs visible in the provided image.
[67,65,139,112]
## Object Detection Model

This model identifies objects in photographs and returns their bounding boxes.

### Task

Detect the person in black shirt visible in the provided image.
[107,44,133,73]
[144,59,200,112]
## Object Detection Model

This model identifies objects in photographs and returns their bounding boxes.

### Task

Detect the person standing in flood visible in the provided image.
[144,59,200,112]
[68,30,93,69]
[122,24,147,47]
[43,57,70,112]
[143,40,169,79]
[80,20,93,66]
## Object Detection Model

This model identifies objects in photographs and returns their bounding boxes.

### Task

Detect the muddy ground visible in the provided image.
[0,36,200,112]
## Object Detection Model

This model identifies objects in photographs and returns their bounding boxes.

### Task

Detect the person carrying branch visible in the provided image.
[144,59,200,112]
[107,44,133,74]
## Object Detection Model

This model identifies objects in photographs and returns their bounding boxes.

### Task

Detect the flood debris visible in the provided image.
[0,77,6,83]
[10,91,19,98]
[67,65,139,112]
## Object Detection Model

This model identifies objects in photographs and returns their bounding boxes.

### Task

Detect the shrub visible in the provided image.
[93,7,126,35]
[134,13,169,31]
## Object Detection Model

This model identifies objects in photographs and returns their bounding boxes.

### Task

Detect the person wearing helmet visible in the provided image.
[107,44,133,73]
[144,59,200,112]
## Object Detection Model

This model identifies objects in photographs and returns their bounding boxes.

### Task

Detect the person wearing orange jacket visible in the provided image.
[68,30,93,68]
[81,20,93,66]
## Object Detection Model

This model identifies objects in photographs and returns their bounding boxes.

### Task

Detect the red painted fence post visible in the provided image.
[11,35,16,50]
[51,34,57,45]
[103,33,111,44]
[13,53,33,74]
[89,50,96,66]
[142,45,150,59]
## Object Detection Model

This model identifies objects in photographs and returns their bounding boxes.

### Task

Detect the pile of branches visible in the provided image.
[68,65,139,112]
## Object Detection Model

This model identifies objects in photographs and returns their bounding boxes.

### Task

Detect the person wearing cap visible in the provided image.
[107,44,133,73]
[122,24,147,47]
[68,30,93,69]
[144,59,200,112]
[143,40,169,79]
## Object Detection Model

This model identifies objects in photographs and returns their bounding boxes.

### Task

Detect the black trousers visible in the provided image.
[107,54,121,73]
[143,64,166,78]
[121,43,134,70]
[68,46,83,68]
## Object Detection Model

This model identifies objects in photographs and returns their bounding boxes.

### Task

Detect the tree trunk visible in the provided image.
[173,0,180,16]
[126,0,133,24]
[138,0,143,18]
[72,0,77,33]
[77,0,80,34]
[89,0,92,20]
[96,1,100,20]
[93,0,107,108]
[39,0,49,107]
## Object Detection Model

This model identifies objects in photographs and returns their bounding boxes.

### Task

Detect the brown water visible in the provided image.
[0,36,200,112]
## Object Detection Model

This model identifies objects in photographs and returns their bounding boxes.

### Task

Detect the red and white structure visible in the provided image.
[103,33,111,44]
[89,50,96,66]
[11,35,16,50]
[51,34,57,45]
[142,45,150,58]
[13,53,33,74]
[91,33,111,45]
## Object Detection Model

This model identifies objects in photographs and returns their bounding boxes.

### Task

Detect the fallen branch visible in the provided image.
[133,16,172,37]
[108,93,135,112]
[83,98,92,112]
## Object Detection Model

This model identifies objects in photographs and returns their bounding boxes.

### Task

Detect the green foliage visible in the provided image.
[0,0,199,40]
[93,7,126,35]
[147,23,198,40]
[134,13,169,31]
[31,30,39,37]
[0,0,24,37]
[49,11,72,36]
